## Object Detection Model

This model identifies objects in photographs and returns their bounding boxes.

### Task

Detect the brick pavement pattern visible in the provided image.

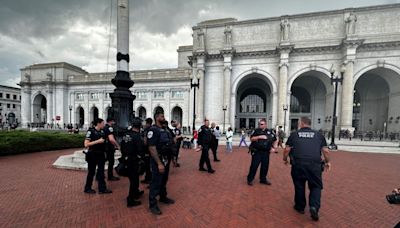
[0,146,399,227]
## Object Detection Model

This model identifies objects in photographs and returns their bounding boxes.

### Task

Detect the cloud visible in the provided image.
[0,0,394,88]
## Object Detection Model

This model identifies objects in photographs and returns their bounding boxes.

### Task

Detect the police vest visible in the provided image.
[250,128,275,152]
[87,128,105,152]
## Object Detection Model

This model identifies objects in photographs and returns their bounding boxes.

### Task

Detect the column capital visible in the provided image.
[342,38,364,49]
[276,44,295,54]
[224,65,232,72]
[279,62,289,69]
[220,48,235,57]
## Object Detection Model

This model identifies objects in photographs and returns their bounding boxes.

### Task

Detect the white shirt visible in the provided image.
[226,130,233,143]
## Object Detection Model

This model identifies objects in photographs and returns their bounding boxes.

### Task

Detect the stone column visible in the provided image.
[230,94,236,131]
[222,50,233,129]
[196,68,205,126]
[340,61,354,129]
[21,86,31,128]
[277,45,293,128]
[340,38,363,130]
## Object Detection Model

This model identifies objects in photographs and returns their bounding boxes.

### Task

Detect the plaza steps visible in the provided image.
[53,150,122,171]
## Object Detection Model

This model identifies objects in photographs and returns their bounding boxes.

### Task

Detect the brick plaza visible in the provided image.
[0,146,399,227]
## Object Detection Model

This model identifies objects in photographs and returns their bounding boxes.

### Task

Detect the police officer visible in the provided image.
[210,122,221,162]
[247,118,277,186]
[198,118,215,173]
[83,118,112,194]
[283,117,331,221]
[120,117,145,207]
[147,112,175,215]
[104,117,121,181]
[172,121,183,167]
[141,118,153,184]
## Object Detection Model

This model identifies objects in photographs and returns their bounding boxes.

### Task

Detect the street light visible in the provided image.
[69,105,72,125]
[283,104,288,132]
[222,105,227,134]
[329,66,344,150]
[190,71,200,135]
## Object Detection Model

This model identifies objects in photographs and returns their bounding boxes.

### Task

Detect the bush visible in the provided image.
[0,130,84,156]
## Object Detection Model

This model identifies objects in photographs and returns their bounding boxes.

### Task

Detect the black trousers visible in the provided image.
[174,142,181,162]
[106,149,115,178]
[247,151,270,183]
[210,140,219,160]
[127,160,140,201]
[291,162,323,211]
[199,145,212,170]
[149,158,171,207]
[85,151,107,191]
[143,155,152,182]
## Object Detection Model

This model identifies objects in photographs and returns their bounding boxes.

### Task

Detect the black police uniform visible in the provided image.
[210,127,219,161]
[84,128,108,192]
[147,125,174,209]
[286,127,327,213]
[198,125,214,172]
[104,124,117,179]
[247,128,276,184]
[142,125,152,183]
[121,128,145,206]
[173,127,183,163]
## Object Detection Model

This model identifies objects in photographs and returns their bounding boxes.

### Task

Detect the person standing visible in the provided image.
[226,127,233,152]
[141,118,153,184]
[83,118,112,194]
[104,117,121,181]
[121,118,145,207]
[283,117,331,221]
[172,122,183,167]
[247,119,277,186]
[210,122,221,162]
[239,128,248,147]
[198,118,215,173]
[147,112,175,215]
[213,126,222,161]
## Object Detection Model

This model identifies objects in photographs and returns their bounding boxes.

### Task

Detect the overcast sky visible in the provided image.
[0,0,398,88]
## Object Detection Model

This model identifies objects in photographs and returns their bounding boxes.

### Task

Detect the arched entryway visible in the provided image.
[353,67,400,133]
[76,106,84,128]
[289,71,332,131]
[138,106,147,119]
[171,106,183,124]
[32,94,47,124]
[105,106,112,120]
[90,106,99,124]
[235,73,273,130]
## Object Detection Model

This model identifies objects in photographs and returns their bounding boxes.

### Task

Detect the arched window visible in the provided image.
[290,87,311,113]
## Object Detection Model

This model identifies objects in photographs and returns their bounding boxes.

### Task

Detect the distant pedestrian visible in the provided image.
[239,128,248,147]
[226,127,233,152]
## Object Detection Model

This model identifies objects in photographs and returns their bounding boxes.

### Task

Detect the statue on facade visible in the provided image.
[224,25,232,48]
[345,13,357,36]
[197,28,205,50]
[280,18,290,42]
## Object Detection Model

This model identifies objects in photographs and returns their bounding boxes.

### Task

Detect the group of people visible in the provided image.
[83,114,332,221]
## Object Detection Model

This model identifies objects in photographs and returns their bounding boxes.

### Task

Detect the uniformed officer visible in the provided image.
[283,117,331,221]
[141,118,153,184]
[104,117,121,181]
[247,118,277,186]
[198,118,215,173]
[120,117,145,207]
[147,112,175,215]
[210,122,221,162]
[172,122,183,167]
[83,118,112,194]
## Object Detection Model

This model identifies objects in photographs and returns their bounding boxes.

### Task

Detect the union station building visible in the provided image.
[19,4,400,134]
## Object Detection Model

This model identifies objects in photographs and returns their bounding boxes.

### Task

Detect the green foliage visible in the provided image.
[0,130,84,156]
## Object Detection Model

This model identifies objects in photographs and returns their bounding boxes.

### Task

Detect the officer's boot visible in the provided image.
[127,197,141,208]
[150,204,162,215]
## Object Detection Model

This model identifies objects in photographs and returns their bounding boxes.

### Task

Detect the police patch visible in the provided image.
[109,127,113,133]
[147,131,153,139]
[86,131,91,138]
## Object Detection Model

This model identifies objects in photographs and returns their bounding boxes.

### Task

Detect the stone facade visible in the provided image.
[20,4,400,134]
[0,85,21,126]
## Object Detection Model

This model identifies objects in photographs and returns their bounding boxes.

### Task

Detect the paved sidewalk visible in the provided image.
[0,147,399,227]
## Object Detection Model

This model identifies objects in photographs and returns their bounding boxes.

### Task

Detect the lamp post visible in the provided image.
[283,104,288,132]
[69,105,72,125]
[329,66,344,150]
[222,105,227,134]
[190,72,200,135]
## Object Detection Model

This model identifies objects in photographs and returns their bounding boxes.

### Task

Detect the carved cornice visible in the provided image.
[342,38,365,49]
[291,45,341,54]
[220,48,235,56]
[358,41,400,51]
[235,50,277,57]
